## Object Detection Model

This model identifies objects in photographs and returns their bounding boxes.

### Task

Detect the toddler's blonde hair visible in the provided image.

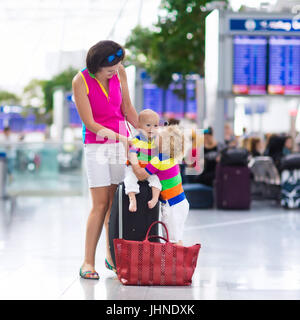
[159,125,189,162]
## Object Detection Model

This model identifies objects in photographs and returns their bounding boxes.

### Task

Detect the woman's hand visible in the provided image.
[119,135,132,158]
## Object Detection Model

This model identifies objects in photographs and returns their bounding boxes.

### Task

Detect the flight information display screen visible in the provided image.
[143,83,164,115]
[233,36,267,95]
[185,80,197,119]
[233,35,300,95]
[165,82,185,118]
[268,36,300,95]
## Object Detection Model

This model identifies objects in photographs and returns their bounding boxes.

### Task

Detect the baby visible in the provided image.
[131,124,190,245]
[124,109,162,212]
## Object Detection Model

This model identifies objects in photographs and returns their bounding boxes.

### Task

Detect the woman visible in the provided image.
[193,127,223,187]
[224,122,237,147]
[283,135,293,156]
[264,134,286,172]
[250,137,263,157]
[72,40,138,280]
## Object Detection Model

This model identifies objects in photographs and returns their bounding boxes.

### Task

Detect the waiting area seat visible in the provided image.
[183,183,214,209]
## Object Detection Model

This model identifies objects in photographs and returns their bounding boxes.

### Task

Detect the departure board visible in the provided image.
[143,83,164,115]
[165,82,185,118]
[233,36,267,95]
[185,80,197,119]
[268,36,300,95]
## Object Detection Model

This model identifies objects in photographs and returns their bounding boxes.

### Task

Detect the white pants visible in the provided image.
[160,198,189,242]
[124,165,162,195]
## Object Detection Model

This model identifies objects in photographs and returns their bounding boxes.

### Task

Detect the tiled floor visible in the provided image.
[1,196,300,300]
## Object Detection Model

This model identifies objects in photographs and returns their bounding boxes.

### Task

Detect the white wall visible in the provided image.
[234,96,300,135]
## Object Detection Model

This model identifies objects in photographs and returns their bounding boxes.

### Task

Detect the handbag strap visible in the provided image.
[145,221,169,242]
[118,69,134,139]
[124,114,134,139]
[147,235,169,243]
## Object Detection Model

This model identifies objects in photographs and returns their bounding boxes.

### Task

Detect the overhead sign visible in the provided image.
[230,18,300,33]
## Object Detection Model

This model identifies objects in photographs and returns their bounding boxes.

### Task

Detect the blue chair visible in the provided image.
[183,183,214,209]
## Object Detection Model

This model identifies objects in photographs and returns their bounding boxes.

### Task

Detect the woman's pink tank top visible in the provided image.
[79,67,129,144]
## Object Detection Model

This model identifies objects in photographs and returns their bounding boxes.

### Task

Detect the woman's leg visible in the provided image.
[82,186,110,276]
[104,184,119,267]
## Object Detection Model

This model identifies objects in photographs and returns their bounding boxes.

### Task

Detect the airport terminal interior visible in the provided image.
[1,0,300,301]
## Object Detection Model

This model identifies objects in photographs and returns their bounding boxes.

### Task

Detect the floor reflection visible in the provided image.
[1,196,300,300]
[0,196,17,229]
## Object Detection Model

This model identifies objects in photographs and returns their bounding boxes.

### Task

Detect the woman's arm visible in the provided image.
[72,73,128,144]
[118,65,139,129]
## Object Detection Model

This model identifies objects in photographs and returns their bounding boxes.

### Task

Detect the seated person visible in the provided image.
[193,127,224,187]
[250,137,264,157]
[283,136,293,156]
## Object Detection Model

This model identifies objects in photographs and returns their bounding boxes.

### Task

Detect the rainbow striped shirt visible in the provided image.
[129,132,158,168]
[145,153,186,206]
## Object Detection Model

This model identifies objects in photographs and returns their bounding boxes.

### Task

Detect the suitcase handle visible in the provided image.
[147,235,169,243]
[145,221,169,242]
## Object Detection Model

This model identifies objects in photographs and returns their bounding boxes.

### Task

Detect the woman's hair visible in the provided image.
[168,118,180,126]
[250,137,261,154]
[86,40,125,74]
[241,137,250,151]
[265,134,286,156]
[159,125,189,162]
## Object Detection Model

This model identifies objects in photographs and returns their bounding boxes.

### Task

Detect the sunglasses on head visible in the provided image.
[107,48,123,63]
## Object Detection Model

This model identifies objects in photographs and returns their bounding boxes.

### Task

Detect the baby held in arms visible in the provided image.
[124,109,162,212]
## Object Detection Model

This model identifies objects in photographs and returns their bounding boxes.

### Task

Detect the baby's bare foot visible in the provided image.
[148,198,158,209]
[129,199,137,212]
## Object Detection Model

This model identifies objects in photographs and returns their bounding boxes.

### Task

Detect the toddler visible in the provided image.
[131,124,189,245]
[125,109,162,212]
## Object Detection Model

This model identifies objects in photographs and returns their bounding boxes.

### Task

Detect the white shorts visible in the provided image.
[160,198,189,242]
[83,143,126,188]
[124,165,162,194]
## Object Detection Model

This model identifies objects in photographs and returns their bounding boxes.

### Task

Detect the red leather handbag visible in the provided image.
[113,221,201,286]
